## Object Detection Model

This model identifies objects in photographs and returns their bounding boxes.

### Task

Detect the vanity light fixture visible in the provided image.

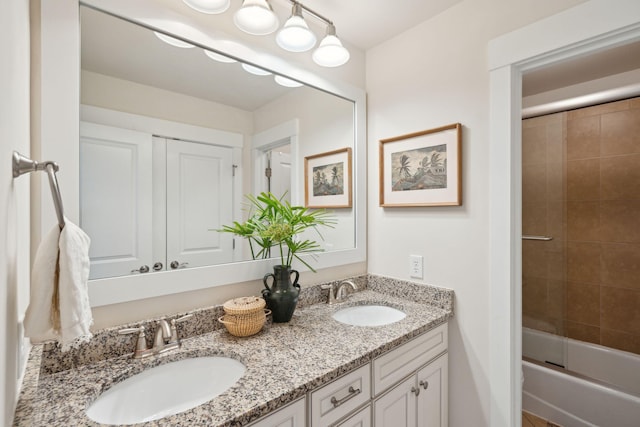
[154,31,195,48]
[182,0,230,14]
[276,2,316,52]
[312,23,350,67]
[274,75,303,87]
[242,63,272,76]
[234,0,280,35]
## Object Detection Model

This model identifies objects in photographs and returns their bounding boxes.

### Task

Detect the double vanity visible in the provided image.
[14,275,453,426]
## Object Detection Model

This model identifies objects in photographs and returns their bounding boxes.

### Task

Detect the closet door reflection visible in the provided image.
[80,122,153,279]
[164,138,234,270]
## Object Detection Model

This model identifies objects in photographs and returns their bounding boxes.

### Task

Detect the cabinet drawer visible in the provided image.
[248,398,306,427]
[372,323,447,395]
[311,364,371,426]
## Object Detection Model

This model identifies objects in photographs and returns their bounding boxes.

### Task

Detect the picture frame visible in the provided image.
[304,147,352,208]
[379,123,462,207]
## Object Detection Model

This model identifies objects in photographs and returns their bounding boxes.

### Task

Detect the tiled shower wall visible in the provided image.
[523,96,640,356]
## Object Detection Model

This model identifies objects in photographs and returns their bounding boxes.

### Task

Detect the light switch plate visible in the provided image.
[409,255,423,279]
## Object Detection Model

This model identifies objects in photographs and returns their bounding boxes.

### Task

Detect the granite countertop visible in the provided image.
[14,277,453,426]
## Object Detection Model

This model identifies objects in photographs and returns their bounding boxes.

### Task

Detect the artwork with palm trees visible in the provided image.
[312,162,344,196]
[391,144,447,191]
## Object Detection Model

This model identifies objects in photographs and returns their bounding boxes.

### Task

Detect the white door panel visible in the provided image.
[166,140,233,269]
[80,121,153,279]
[270,150,291,202]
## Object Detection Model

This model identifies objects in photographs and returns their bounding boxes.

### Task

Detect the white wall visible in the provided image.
[365,1,586,426]
[0,0,31,425]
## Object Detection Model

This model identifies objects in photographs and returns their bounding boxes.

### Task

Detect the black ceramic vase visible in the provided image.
[262,265,300,323]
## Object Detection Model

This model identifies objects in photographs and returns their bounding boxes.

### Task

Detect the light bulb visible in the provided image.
[312,25,349,67]
[242,63,272,76]
[182,0,230,14]
[275,75,303,87]
[276,4,316,52]
[234,0,279,36]
[154,32,195,49]
[204,50,237,63]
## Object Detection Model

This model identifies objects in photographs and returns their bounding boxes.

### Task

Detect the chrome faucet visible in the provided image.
[153,319,175,354]
[119,314,193,359]
[321,280,358,304]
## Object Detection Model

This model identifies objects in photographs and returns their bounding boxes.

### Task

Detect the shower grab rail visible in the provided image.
[522,235,553,241]
[12,151,66,229]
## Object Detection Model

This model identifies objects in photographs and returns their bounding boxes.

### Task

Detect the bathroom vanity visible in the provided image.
[14,276,453,426]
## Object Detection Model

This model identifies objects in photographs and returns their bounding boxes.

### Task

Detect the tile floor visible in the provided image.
[522,410,562,427]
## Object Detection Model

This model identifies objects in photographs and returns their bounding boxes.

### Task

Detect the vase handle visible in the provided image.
[263,273,275,291]
[290,269,300,287]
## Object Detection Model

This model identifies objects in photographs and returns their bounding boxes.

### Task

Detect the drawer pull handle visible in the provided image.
[330,386,361,408]
[411,386,420,396]
[420,380,429,390]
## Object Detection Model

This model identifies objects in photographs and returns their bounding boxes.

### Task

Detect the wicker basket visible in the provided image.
[219,297,269,337]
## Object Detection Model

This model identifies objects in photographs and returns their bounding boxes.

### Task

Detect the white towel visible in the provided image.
[24,219,93,351]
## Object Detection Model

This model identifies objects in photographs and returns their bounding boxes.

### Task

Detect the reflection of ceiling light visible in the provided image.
[242,63,272,76]
[182,0,230,14]
[204,49,237,63]
[312,24,350,67]
[275,75,303,87]
[234,0,279,36]
[276,3,316,52]
[154,31,195,48]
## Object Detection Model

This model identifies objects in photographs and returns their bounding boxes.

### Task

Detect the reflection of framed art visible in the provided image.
[379,123,462,207]
[304,147,352,208]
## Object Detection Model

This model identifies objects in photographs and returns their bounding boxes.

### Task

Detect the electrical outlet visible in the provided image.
[409,255,423,279]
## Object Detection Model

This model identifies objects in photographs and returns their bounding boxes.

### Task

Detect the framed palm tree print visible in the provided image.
[379,123,462,207]
[304,147,352,208]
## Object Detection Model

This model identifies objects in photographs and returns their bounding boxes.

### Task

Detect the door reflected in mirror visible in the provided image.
[80,6,356,279]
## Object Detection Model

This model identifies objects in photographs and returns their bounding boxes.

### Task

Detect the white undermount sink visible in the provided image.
[332,304,406,327]
[86,356,245,425]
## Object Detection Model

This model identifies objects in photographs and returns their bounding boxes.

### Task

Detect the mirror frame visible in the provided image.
[38,0,366,307]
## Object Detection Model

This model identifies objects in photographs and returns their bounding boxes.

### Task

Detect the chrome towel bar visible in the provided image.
[12,151,66,229]
[522,235,553,241]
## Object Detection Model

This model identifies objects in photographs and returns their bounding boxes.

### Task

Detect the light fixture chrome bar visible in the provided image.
[522,235,553,241]
[287,0,332,26]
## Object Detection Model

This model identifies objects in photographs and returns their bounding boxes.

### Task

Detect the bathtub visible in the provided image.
[522,328,640,427]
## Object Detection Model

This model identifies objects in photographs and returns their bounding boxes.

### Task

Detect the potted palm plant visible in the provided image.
[219,192,335,322]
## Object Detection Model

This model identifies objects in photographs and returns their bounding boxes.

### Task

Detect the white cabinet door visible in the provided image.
[336,405,371,427]
[80,122,153,279]
[417,354,448,427]
[166,140,234,269]
[373,376,417,427]
[249,398,305,427]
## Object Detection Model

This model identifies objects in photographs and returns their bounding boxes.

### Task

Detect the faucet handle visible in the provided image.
[169,314,193,344]
[119,326,152,358]
[320,284,337,304]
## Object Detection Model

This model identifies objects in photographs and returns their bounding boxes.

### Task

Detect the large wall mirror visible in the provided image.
[42,0,366,306]
[80,6,356,279]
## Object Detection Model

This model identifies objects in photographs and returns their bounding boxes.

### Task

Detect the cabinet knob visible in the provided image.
[152,262,163,271]
[419,380,429,390]
[170,260,189,269]
[131,265,150,273]
[411,386,420,396]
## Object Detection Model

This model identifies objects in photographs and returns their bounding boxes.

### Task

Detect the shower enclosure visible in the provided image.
[521,97,640,427]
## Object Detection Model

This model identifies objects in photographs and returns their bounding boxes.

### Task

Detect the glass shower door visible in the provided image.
[522,111,568,368]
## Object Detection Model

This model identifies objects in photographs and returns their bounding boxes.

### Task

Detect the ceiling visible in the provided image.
[82,1,640,110]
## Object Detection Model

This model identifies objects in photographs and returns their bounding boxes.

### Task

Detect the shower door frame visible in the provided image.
[488,2,640,427]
